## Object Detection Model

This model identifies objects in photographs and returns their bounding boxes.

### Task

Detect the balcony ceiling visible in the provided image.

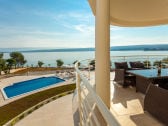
[88,0,168,27]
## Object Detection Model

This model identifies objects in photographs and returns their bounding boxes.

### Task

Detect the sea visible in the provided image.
[2,48,168,68]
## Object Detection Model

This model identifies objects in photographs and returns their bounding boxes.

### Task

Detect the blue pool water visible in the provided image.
[3,76,64,99]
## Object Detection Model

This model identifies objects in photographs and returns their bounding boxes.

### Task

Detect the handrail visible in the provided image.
[111,54,168,57]
[110,55,168,68]
[75,61,120,126]
[74,55,168,125]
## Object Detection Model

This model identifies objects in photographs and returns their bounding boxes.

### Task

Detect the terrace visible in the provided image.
[74,57,168,126]
[2,0,168,125]
[73,0,168,125]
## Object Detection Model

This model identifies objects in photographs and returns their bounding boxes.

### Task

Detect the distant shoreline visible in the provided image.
[2,49,168,53]
[1,44,168,53]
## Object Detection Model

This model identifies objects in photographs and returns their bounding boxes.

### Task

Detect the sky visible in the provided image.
[0,0,168,48]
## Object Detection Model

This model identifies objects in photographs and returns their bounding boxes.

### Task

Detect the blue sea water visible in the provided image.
[2,49,168,67]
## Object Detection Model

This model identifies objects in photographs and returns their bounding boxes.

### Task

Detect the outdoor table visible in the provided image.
[127,69,168,94]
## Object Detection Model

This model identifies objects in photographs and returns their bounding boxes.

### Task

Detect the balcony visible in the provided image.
[80,0,168,125]
[74,56,167,126]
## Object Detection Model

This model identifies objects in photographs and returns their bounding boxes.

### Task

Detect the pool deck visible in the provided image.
[0,74,74,107]
[15,94,74,126]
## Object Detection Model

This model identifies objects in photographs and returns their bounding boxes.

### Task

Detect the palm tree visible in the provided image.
[56,59,64,67]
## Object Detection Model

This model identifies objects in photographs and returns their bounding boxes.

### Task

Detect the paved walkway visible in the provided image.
[15,94,74,126]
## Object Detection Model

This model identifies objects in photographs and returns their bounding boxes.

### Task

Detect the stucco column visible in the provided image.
[95,0,110,108]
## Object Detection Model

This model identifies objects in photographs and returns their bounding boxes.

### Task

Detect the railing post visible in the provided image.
[75,60,120,126]
[123,56,125,61]
[88,60,90,80]
[147,56,149,68]
[76,63,82,126]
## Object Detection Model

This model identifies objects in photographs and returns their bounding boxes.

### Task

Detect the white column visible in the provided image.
[95,0,110,108]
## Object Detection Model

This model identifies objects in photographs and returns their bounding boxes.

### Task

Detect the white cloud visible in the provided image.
[0,26,64,36]
[0,10,94,47]
[74,24,94,33]
[0,25,95,48]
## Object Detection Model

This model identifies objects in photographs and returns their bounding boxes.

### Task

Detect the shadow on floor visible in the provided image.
[130,113,162,126]
[111,83,144,108]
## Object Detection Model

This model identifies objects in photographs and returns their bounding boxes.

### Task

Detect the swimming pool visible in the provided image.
[2,76,65,99]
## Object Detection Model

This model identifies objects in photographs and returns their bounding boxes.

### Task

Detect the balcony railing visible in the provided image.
[75,60,120,126]
[74,55,168,126]
[111,55,168,68]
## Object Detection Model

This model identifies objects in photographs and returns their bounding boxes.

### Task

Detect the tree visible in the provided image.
[6,58,16,73]
[56,59,64,67]
[161,57,168,68]
[153,60,161,67]
[89,60,95,70]
[162,57,168,64]
[10,52,26,68]
[73,60,80,66]
[0,58,6,75]
[20,60,27,67]
[143,60,151,68]
[0,53,3,59]
[89,60,95,67]
[38,61,44,67]
[48,64,51,67]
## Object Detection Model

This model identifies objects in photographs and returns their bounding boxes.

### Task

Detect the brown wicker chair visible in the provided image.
[154,78,168,90]
[136,76,168,94]
[129,61,148,69]
[136,76,151,94]
[114,62,135,87]
[144,84,168,125]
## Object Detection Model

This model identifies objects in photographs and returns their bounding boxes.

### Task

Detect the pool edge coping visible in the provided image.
[1,76,65,100]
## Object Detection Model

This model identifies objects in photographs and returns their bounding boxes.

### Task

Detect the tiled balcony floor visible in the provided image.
[110,72,163,126]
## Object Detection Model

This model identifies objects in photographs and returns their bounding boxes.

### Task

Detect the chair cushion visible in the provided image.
[115,62,128,69]
[130,61,145,68]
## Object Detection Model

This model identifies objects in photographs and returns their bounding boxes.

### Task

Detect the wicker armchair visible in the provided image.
[114,62,135,87]
[129,61,148,70]
[154,78,168,90]
[144,84,168,125]
[136,76,151,94]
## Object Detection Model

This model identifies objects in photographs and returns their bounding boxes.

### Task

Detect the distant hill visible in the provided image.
[1,44,168,53]
[111,44,168,51]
